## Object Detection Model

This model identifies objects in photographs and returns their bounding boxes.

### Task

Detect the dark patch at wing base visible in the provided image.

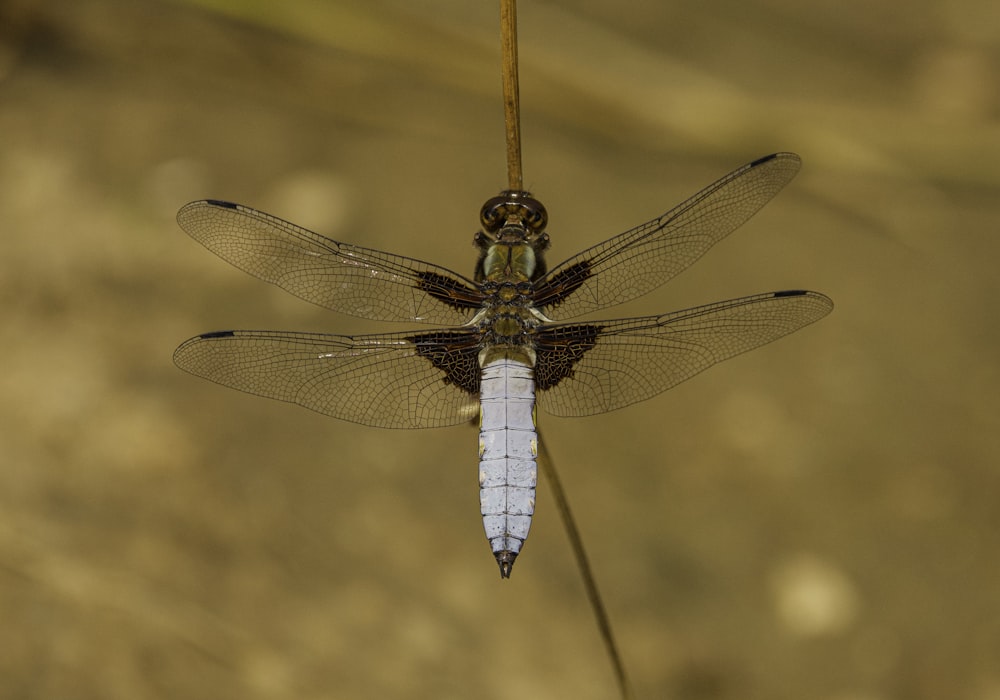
[532,260,592,313]
[416,271,484,311]
[533,323,603,390]
[407,330,483,395]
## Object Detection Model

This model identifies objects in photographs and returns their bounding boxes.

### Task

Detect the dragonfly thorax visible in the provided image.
[480,240,538,282]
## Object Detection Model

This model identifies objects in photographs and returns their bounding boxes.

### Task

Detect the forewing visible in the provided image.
[177,200,484,325]
[535,290,833,417]
[533,153,802,319]
[173,328,483,429]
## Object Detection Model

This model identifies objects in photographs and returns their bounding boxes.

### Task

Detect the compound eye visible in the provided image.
[479,196,509,233]
[521,199,548,232]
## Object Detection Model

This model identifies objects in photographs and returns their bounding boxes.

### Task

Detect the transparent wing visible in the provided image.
[173,328,482,429]
[534,153,802,319]
[177,200,484,326]
[535,290,832,417]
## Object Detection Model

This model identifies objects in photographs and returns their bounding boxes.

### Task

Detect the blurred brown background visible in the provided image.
[1,0,998,698]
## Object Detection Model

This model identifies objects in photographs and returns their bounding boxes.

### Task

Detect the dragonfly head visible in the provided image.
[480,190,548,235]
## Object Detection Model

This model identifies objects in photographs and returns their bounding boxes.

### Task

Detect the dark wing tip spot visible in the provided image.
[750,153,780,168]
[772,289,810,298]
[205,199,238,209]
[749,153,779,167]
[199,330,236,339]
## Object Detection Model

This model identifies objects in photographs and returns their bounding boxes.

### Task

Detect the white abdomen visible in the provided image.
[479,354,537,578]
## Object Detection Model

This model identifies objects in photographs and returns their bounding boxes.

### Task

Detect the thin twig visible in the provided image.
[499,0,523,191]
[499,3,630,695]
[537,431,634,700]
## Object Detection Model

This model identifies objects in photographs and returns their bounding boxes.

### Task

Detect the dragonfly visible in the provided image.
[173,151,832,578]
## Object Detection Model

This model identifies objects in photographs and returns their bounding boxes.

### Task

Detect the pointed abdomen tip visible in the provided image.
[496,551,517,579]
